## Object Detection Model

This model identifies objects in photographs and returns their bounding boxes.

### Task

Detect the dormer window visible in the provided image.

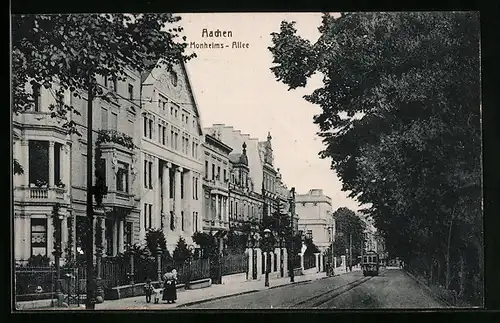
[171,71,178,87]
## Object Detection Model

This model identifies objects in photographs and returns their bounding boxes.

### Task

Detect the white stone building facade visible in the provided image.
[13,67,143,263]
[295,189,335,254]
[139,62,204,251]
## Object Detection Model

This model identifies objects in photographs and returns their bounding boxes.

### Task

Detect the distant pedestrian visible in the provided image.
[162,267,177,304]
[144,278,154,303]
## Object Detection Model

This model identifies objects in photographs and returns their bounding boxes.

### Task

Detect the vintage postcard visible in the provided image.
[11,12,483,311]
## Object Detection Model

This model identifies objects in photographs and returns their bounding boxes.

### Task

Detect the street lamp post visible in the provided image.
[156,246,162,282]
[288,187,295,283]
[53,212,64,307]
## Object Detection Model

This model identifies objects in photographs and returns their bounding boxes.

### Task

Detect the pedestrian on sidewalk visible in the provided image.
[162,267,177,304]
[144,278,154,303]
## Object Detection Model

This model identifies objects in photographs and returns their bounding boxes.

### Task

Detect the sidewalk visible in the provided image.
[96,271,328,310]
[17,271,330,310]
[16,269,358,311]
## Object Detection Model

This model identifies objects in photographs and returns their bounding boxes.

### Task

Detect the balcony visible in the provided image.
[203,219,230,231]
[15,185,68,203]
[102,190,135,209]
[204,178,229,193]
[96,130,135,155]
[13,111,67,132]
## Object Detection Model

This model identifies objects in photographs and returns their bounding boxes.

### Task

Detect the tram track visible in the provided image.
[293,275,374,308]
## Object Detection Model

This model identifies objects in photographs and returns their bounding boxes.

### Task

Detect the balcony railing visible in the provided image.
[16,186,68,201]
[203,218,230,231]
[30,187,48,199]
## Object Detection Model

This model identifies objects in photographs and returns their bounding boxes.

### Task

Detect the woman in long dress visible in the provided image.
[162,268,177,303]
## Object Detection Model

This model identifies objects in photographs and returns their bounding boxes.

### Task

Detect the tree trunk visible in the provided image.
[459,250,466,298]
[437,254,444,287]
[445,208,456,290]
[430,257,435,284]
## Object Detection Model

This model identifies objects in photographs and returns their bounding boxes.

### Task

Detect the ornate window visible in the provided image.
[31,218,47,257]
[116,161,129,193]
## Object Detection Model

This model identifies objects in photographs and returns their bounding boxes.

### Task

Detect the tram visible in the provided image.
[361,251,380,276]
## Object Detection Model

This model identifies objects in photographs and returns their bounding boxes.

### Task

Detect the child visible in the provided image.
[144,278,154,303]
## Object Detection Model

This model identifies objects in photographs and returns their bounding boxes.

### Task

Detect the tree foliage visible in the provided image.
[192,231,218,259]
[12,13,195,135]
[269,12,481,304]
[333,207,365,257]
[173,237,192,263]
[145,228,168,255]
[304,237,320,255]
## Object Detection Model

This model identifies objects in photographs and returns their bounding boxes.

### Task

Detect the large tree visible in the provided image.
[332,207,365,259]
[12,13,195,309]
[269,12,481,304]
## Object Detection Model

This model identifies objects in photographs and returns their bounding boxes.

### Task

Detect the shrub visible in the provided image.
[173,237,192,264]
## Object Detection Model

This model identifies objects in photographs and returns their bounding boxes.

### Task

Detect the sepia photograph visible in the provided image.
[11,11,482,311]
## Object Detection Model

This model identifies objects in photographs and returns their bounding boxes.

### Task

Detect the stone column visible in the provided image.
[118,218,124,253]
[184,170,192,232]
[101,214,106,255]
[21,140,30,187]
[14,217,21,260]
[59,144,64,186]
[156,158,161,228]
[283,248,288,278]
[64,145,70,189]
[61,214,68,257]
[113,218,118,256]
[24,217,30,259]
[247,248,253,280]
[215,194,219,222]
[48,141,55,187]
[341,255,346,271]
[255,248,262,280]
[224,197,229,223]
[162,163,171,235]
[274,247,280,274]
[174,167,182,233]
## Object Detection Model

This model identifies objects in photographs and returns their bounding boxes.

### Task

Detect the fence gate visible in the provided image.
[62,267,84,306]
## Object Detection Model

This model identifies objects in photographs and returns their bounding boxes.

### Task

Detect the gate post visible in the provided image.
[246,248,252,281]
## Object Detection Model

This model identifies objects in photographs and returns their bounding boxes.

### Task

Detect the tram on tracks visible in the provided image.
[361,251,380,276]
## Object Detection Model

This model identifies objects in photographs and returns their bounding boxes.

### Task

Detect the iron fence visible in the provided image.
[221,254,247,276]
[304,254,316,270]
[292,254,301,269]
[101,257,128,288]
[15,266,55,299]
[134,256,158,283]
[176,258,211,284]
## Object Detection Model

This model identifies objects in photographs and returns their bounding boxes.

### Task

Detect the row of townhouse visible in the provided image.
[12,61,297,264]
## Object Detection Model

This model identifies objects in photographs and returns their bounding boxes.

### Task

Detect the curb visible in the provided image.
[176,289,261,308]
[268,279,312,290]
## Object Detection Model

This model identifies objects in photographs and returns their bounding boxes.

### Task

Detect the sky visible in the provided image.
[178,13,362,212]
